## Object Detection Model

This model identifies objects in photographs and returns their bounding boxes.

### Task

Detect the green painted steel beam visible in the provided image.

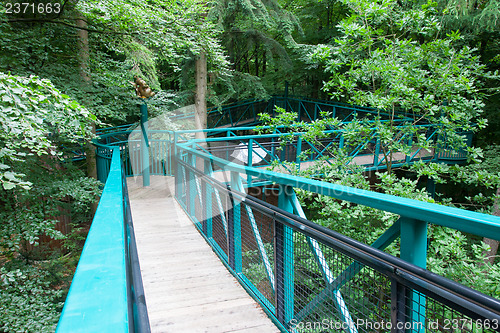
[400,217,427,332]
[277,185,295,325]
[230,171,243,273]
[140,103,150,187]
[204,160,213,239]
[178,144,500,241]
[56,148,128,332]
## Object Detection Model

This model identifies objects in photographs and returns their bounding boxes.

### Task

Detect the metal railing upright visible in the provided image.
[174,141,500,333]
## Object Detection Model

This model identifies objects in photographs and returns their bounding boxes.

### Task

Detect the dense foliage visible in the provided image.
[0,0,498,330]
[0,73,101,331]
[254,1,500,299]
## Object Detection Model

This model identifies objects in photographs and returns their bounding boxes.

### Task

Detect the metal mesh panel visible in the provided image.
[240,201,275,306]
[193,174,203,224]
[281,232,390,333]
[175,158,500,333]
[210,185,229,256]
[424,298,498,333]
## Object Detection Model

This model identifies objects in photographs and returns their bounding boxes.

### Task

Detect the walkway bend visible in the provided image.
[127,176,279,333]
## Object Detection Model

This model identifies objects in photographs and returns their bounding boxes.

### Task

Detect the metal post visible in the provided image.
[185,166,191,214]
[140,102,150,187]
[275,184,294,326]
[202,177,208,235]
[204,160,213,239]
[189,154,197,219]
[400,218,427,268]
[229,171,242,273]
[247,139,253,187]
[175,155,180,202]
[400,217,427,332]
[227,185,234,266]
[174,132,181,202]
[296,136,302,169]
[374,138,380,167]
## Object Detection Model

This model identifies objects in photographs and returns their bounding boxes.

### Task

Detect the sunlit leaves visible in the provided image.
[0,73,95,189]
[308,0,499,170]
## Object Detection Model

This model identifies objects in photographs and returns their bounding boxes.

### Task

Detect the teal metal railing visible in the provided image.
[93,94,470,181]
[201,95,411,128]
[96,95,411,137]
[93,121,469,185]
[56,148,150,332]
[86,96,484,332]
[174,137,500,332]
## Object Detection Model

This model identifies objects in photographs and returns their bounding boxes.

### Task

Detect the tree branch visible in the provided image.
[7,17,135,35]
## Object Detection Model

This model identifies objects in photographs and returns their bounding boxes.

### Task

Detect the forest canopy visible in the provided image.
[0,0,499,331]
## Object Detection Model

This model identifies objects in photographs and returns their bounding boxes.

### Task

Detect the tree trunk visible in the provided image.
[195,51,208,171]
[255,41,260,77]
[76,16,98,181]
[483,187,500,265]
[76,15,98,218]
[243,50,250,73]
[262,49,266,75]
[195,51,207,132]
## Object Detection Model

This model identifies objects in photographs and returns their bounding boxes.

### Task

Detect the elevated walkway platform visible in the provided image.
[127,176,279,332]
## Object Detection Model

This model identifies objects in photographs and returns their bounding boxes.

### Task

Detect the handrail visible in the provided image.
[177,142,500,241]
[92,119,465,183]
[122,162,151,333]
[95,94,414,136]
[177,158,500,322]
[56,148,150,332]
[175,142,500,331]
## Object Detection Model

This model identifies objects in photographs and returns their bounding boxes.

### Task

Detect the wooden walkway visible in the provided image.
[127,176,279,333]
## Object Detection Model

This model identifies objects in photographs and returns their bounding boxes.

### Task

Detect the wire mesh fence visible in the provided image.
[175,157,500,333]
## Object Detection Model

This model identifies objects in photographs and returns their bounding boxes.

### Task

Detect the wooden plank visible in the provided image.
[128,176,279,333]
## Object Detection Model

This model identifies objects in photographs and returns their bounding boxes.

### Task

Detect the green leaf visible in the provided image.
[2,181,15,190]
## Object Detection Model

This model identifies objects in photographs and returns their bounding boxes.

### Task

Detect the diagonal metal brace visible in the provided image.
[293,218,402,324]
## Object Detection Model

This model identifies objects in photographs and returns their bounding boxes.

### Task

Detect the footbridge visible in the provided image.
[57,96,499,332]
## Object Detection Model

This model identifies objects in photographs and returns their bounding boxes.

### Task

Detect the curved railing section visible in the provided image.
[93,95,470,182]
[93,123,469,185]
[83,96,482,332]
[174,137,500,332]
[202,95,413,128]
[56,148,150,333]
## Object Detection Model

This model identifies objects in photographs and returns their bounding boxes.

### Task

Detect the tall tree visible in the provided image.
[0,72,101,332]
[208,0,300,100]
[195,51,208,139]
[0,1,227,330]
[75,10,98,180]
[309,0,496,172]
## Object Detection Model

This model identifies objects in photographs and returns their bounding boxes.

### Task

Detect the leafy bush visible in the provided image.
[0,264,63,333]
[0,73,101,331]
